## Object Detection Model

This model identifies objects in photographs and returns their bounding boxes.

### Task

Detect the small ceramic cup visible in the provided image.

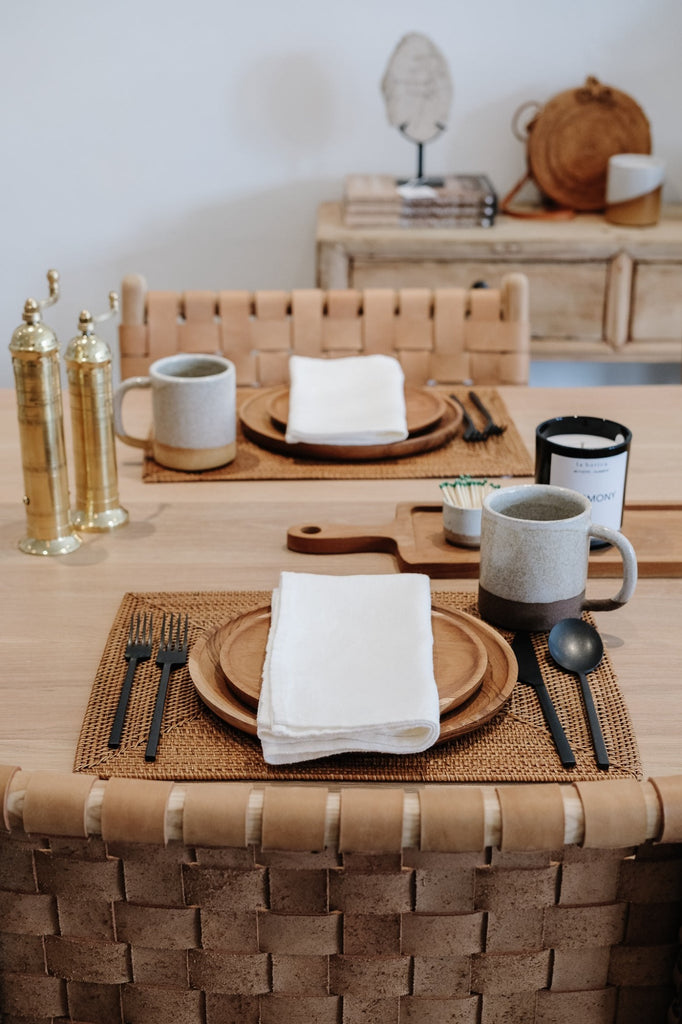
[114,353,236,471]
[442,503,482,548]
[478,484,638,631]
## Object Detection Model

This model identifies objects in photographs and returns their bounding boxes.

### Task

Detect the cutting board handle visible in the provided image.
[287,520,400,556]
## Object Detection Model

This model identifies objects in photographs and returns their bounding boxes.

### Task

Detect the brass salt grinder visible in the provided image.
[65,291,128,531]
[9,269,81,555]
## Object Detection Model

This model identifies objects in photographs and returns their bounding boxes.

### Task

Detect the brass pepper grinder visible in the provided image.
[65,291,129,531]
[9,269,81,555]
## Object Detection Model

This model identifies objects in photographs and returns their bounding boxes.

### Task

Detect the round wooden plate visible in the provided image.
[217,605,487,716]
[266,386,448,437]
[188,604,517,745]
[239,388,462,462]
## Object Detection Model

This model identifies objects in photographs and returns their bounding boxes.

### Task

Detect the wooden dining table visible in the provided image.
[3,381,682,1024]
[1,383,680,779]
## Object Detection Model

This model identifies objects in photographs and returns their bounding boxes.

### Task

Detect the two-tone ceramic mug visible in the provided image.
[478,484,637,631]
[114,353,236,471]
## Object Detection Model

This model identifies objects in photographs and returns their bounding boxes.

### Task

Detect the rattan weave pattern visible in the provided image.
[73,590,642,784]
[140,387,534,482]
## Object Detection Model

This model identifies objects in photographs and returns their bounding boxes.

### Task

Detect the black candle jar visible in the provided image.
[535,416,632,546]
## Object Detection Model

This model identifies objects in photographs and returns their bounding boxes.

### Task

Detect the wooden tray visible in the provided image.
[287,501,682,578]
[239,387,462,462]
[189,604,517,745]
[267,385,448,437]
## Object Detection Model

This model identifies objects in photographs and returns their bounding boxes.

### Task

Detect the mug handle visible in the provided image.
[582,524,638,612]
[113,376,151,450]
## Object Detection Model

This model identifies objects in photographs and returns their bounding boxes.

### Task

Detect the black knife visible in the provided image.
[512,631,576,768]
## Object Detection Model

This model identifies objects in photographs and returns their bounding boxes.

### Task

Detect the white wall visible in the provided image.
[2,0,680,388]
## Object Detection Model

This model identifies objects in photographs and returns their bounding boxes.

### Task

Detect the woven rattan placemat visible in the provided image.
[74,591,642,783]
[141,387,533,482]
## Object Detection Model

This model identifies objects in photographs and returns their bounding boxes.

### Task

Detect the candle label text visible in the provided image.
[549,451,628,529]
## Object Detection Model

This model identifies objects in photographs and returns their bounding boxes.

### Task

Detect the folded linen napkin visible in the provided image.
[285,354,409,445]
[257,571,440,764]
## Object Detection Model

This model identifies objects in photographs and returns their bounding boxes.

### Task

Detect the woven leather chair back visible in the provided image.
[1,767,681,1022]
[119,274,530,386]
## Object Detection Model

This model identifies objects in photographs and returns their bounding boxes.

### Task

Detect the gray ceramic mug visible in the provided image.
[478,484,638,631]
[114,353,236,471]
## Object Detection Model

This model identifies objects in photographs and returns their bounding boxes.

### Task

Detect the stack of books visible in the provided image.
[343,173,497,228]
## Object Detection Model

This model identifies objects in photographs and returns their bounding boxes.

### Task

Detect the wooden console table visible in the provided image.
[316,200,682,365]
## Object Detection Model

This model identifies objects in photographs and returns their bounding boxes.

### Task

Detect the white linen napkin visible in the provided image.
[256,571,440,765]
[284,354,409,445]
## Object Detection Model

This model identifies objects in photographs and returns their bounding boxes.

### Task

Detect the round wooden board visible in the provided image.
[217,605,487,716]
[188,604,517,745]
[239,388,462,462]
[527,78,651,211]
[267,385,448,437]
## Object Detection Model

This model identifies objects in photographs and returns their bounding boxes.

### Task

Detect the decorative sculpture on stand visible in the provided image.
[342,35,495,227]
[381,32,453,185]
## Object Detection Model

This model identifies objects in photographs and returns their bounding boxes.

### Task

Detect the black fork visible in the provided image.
[145,613,189,762]
[108,611,154,749]
[449,394,487,442]
[468,390,507,439]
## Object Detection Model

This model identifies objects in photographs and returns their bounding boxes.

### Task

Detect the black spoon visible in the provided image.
[548,618,609,770]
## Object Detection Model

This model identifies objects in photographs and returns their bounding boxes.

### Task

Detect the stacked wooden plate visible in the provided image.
[188,604,517,747]
[239,387,463,461]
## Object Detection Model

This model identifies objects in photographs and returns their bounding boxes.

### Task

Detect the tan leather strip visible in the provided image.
[469,350,530,386]
[464,321,528,353]
[179,290,220,354]
[326,289,362,318]
[120,272,147,325]
[182,290,217,321]
[0,764,19,831]
[397,348,431,387]
[218,290,255,385]
[430,350,471,385]
[255,290,289,320]
[468,287,502,321]
[252,291,291,353]
[100,777,174,844]
[119,354,153,381]
[23,771,97,838]
[323,290,362,353]
[501,272,529,322]
[497,784,565,851]
[146,291,180,362]
[396,288,432,351]
[419,785,486,851]
[649,775,682,842]
[257,350,293,387]
[574,780,648,848]
[261,786,328,851]
[499,349,532,385]
[339,787,403,853]
[433,288,466,353]
[182,782,252,847]
[291,289,324,358]
[362,288,397,355]
[118,323,148,358]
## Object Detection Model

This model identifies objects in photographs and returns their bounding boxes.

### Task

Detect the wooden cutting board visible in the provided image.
[287,501,682,578]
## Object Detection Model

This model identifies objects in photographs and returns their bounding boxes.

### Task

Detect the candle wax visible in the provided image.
[550,432,624,450]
